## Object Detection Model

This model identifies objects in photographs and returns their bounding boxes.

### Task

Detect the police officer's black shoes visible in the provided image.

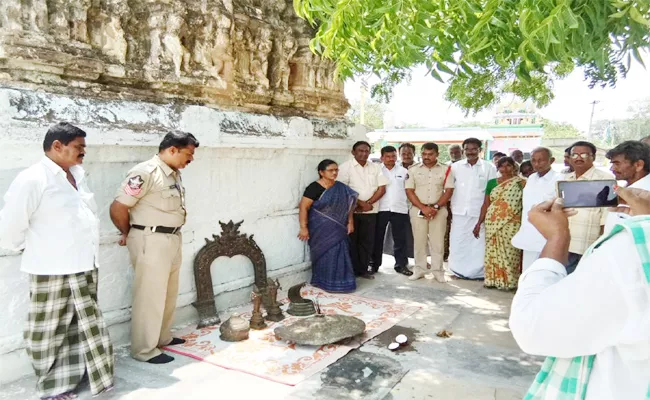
[395,266,413,276]
[168,337,186,346]
[147,354,174,364]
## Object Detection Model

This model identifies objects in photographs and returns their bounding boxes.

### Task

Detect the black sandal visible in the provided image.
[395,266,413,276]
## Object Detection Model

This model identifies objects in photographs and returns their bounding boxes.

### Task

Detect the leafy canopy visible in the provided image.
[294,0,650,113]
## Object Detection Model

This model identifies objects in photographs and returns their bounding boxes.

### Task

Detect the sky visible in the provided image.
[343,58,650,133]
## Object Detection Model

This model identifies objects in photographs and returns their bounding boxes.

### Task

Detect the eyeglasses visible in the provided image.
[570,153,592,160]
[324,168,339,172]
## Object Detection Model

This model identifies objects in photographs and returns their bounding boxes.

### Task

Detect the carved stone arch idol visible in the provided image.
[193,220,268,328]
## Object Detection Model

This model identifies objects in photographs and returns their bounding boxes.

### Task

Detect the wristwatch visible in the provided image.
[432,204,440,210]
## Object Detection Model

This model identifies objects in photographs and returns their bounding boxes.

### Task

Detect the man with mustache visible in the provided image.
[110,130,199,364]
[0,122,114,399]
[603,141,650,234]
[448,137,497,280]
[563,141,613,273]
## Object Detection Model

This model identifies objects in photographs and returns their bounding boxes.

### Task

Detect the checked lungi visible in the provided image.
[25,269,114,398]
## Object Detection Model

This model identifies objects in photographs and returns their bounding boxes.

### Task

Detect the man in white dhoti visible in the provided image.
[511,147,562,271]
[448,138,497,279]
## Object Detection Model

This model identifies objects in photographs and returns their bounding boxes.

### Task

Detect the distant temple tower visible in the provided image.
[486,100,543,158]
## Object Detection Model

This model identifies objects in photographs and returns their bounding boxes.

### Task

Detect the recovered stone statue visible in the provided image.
[219,313,250,342]
[287,282,316,316]
[264,278,285,322]
[249,288,267,330]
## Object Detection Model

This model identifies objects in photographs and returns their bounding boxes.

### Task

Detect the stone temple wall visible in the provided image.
[0,0,361,383]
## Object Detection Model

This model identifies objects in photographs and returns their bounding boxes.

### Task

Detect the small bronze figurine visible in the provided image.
[249,288,267,330]
[265,278,285,322]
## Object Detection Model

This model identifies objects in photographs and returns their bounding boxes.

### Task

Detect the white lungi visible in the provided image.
[448,214,485,279]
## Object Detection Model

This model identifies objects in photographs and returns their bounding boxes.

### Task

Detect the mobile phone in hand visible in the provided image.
[557,180,618,208]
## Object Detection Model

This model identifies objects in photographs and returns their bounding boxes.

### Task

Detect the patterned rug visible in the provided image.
[163,286,420,385]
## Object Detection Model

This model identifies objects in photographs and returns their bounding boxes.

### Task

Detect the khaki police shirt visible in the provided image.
[405,162,455,205]
[115,155,186,227]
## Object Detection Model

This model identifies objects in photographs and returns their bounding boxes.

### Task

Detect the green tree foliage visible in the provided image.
[542,118,583,138]
[294,0,650,114]
[347,100,386,130]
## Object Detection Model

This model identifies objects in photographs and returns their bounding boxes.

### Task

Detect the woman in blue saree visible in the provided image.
[298,159,358,292]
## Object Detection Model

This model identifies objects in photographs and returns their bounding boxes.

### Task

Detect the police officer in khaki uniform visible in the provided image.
[405,142,454,282]
[109,131,199,364]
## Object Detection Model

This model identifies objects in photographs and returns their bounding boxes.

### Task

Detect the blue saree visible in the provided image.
[308,181,358,292]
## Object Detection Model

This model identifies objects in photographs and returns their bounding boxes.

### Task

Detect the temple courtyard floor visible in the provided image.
[1,255,541,400]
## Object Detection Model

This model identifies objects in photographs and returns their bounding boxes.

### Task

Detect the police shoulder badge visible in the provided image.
[124,175,144,196]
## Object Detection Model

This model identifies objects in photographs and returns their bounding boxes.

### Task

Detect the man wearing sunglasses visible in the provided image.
[563,141,613,273]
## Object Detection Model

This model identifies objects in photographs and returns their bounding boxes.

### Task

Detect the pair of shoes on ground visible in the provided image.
[146,337,186,364]
[366,265,414,277]
[409,270,446,283]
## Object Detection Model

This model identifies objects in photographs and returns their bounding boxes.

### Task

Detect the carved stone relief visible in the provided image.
[0,0,349,118]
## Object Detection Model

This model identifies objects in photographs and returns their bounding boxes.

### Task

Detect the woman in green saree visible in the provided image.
[474,156,525,290]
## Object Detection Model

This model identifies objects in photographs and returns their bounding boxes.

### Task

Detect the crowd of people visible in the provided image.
[1,121,648,399]
[299,136,650,398]
[299,137,650,294]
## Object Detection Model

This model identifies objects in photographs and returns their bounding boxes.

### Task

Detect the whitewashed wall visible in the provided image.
[0,87,364,383]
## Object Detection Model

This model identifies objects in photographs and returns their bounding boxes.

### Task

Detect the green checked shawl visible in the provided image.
[524,215,650,400]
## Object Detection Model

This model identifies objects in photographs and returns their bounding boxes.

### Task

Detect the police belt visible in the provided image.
[131,224,182,234]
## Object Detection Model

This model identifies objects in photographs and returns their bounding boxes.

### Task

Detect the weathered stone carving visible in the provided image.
[192,220,268,328]
[88,0,128,63]
[250,25,272,88]
[188,2,232,81]
[270,33,297,91]
[47,0,91,42]
[162,10,191,77]
[233,21,253,82]
[0,0,23,32]
[0,0,349,118]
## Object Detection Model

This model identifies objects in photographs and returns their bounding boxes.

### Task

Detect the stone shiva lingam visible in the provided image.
[286,283,316,316]
[219,313,250,342]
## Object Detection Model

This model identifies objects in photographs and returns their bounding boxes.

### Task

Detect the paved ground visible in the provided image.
[1,256,541,400]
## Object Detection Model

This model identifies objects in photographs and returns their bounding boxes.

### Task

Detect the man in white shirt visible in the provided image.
[511,147,562,271]
[0,123,114,399]
[370,146,412,276]
[509,187,650,400]
[338,141,388,279]
[398,143,416,170]
[510,149,524,165]
[448,138,497,279]
[603,140,650,233]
